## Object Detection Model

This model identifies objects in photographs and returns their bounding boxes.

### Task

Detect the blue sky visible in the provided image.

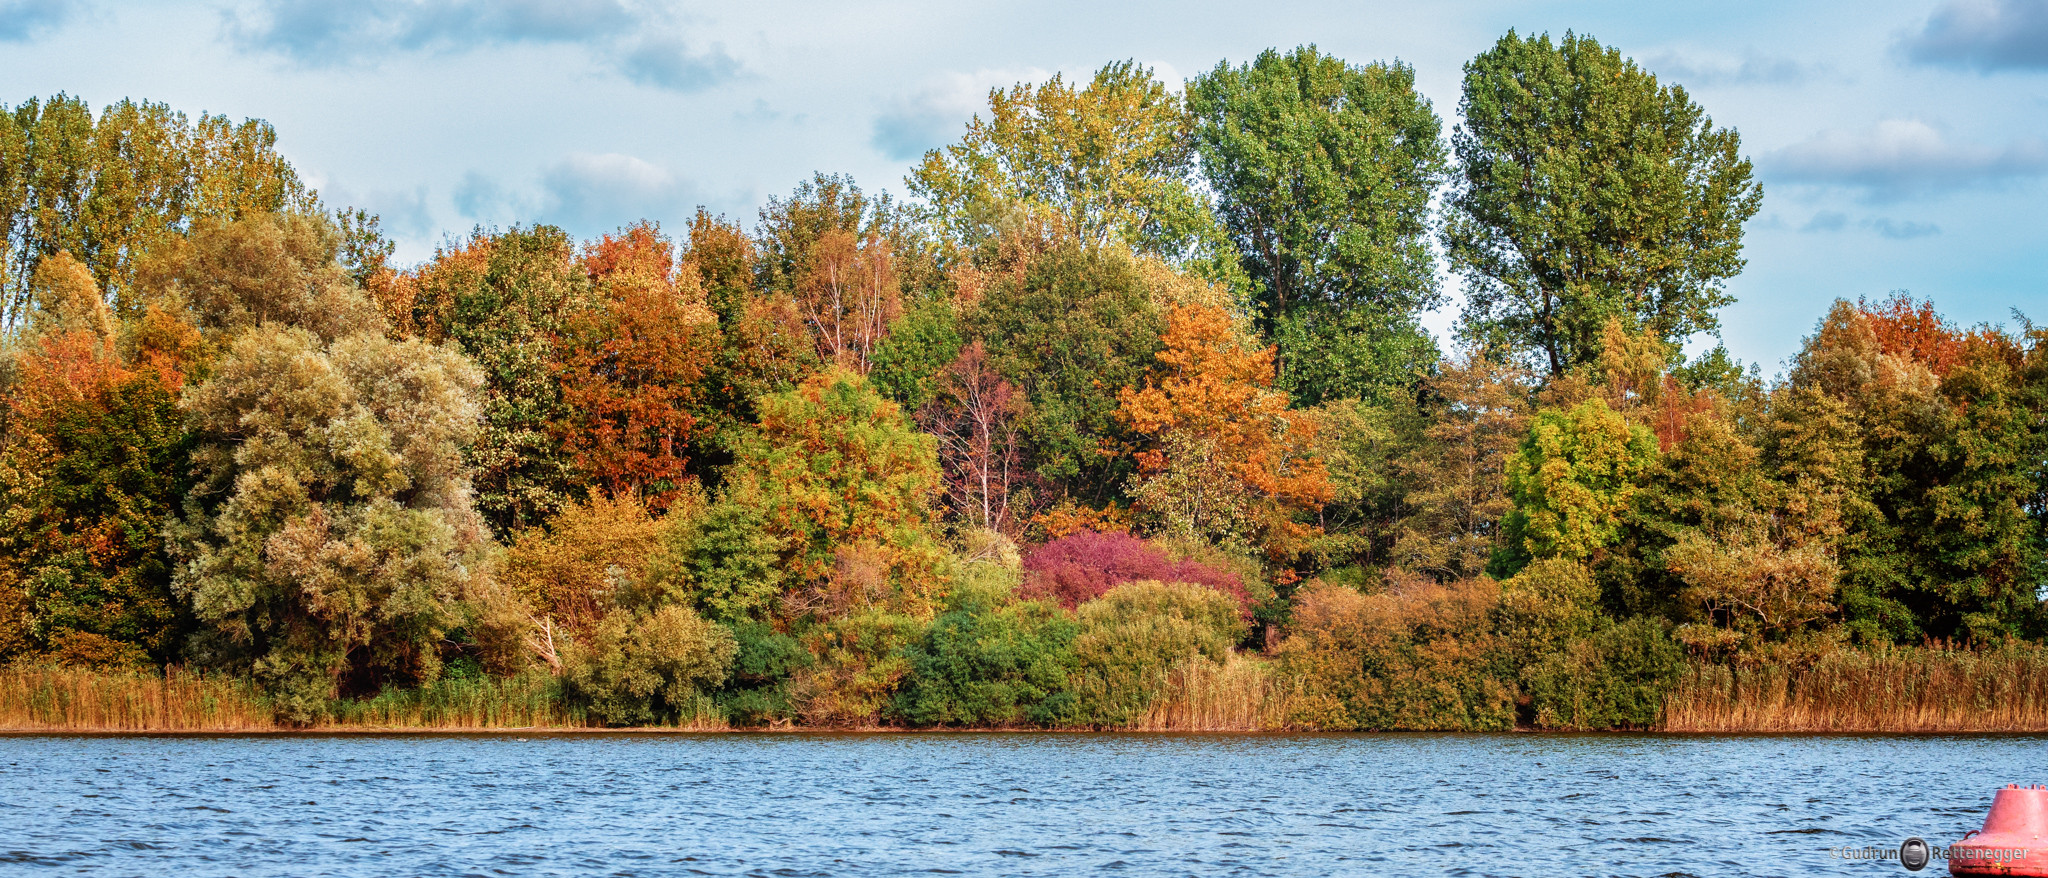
[2,0,2043,372]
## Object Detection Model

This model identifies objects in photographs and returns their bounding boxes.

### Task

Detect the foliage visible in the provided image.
[1445,31,1762,375]
[1496,397,1658,575]
[169,326,492,722]
[1068,581,1245,725]
[909,61,1218,261]
[554,222,717,510]
[1119,303,1330,556]
[717,619,811,726]
[1279,578,1516,731]
[724,369,945,617]
[561,604,736,726]
[1019,530,1247,610]
[0,326,191,665]
[892,594,1078,727]
[792,607,923,726]
[1187,46,1446,405]
[0,94,310,326]
[404,225,589,534]
[922,341,1030,535]
[500,492,670,637]
[968,243,1163,502]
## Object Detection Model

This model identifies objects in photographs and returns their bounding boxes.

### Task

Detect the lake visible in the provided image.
[0,732,2032,876]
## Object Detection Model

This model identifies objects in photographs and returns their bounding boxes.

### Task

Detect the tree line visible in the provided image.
[1,31,2042,728]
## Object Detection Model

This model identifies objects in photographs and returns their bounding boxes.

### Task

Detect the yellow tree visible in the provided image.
[908,61,1216,259]
[1117,303,1329,556]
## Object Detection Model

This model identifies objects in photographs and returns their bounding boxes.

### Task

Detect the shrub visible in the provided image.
[1068,581,1245,726]
[1278,578,1514,731]
[792,608,923,726]
[562,605,737,726]
[1020,530,1247,610]
[892,597,1078,727]
[1520,616,1683,729]
[717,620,811,727]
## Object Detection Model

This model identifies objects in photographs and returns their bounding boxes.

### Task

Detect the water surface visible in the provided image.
[0,732,2031,876]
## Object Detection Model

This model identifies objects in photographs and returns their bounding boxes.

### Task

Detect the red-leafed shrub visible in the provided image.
[1020,531,1247,611]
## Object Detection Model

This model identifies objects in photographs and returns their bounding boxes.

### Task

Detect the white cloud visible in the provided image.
[1767,119,2048,197]
[538,152,699,234]
[870,67,1049,161]
[0,0,70,41]
[225,0,739,92]
[1642,48,1817,87]
[1899,0,2048,71]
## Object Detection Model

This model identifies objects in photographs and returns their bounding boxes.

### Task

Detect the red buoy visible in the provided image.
[1950,784,2048,876]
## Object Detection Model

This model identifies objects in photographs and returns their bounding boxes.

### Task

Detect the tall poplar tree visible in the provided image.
[1444,32,1761,376]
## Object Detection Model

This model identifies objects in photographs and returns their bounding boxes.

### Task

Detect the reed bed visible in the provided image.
[1664,644,2048,733]
[0,665,276,731]
[325,673,586,729]
[1128,652,1293,731]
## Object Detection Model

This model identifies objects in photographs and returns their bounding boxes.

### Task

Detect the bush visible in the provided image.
[891,597,1078,727]
[1521,616,1683,729]
[1068,581,1245,726]
[792,608,923,726]
[717,620,811,727]
[1020,530,1247,610]
[1277,578,1515,731]
[562,605,737,726]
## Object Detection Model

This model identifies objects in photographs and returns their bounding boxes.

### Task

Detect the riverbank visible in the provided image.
[9,643,2048,734]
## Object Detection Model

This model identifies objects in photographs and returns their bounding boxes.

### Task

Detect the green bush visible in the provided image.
[716,620,811,726]
[1522,616,1683,729]
[892,595,1078,727]
[562,605,737,726]
[1068,581,1244,725]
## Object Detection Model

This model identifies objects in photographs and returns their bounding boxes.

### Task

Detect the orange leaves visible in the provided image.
[1116,303,1330,555]
[794,229,899,373]
[554,223,718,512]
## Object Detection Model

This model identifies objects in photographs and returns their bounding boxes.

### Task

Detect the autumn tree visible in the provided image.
[0,315,190,666]
[0,94,311,326]
[684,210,816,456]
[1389,351,1535,580]
[1445,32,1762,375]
[1494,397,1659,576]
[794,229,900,373]
[554,222,718,510]
[1118,303,1330,556]
[1187,46,1446,404]
[402,225,589,533]
[923,341,1029,536]
[707,370,945,619]
[909,61,1223,263]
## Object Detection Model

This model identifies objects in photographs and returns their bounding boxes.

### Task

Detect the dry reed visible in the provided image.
[324,673,585,729]
[1128,652,1293,731]
[1664,644,2048,732]
[0,665,276,731]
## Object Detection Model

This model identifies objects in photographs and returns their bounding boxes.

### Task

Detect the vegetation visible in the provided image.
[2,32,2043,734]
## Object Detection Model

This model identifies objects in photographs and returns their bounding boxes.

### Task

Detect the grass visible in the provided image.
[0,664,276,731]
[1127,652,1293,731]
[1663,642,2048,733]
[324,672,586,729]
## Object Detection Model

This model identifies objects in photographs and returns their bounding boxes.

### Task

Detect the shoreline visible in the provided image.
[7,725,2048,737]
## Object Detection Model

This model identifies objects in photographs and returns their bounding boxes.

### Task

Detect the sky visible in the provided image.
[1,0,2043,372]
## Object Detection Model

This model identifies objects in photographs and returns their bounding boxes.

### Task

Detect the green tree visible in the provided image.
[0,94,311,326]
[968,243,1164,503]
[405,226,591,534]
[1445,31,1761,376]
[1187,46,1446,404]
[909,61,1221,262]
[1495,397,1658,576]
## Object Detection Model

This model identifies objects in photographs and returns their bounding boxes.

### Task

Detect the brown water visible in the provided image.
[0,732,2030,876]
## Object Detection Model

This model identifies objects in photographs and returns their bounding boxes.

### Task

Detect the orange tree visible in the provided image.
[1116,303,1330,558]
[554,222,718,512]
